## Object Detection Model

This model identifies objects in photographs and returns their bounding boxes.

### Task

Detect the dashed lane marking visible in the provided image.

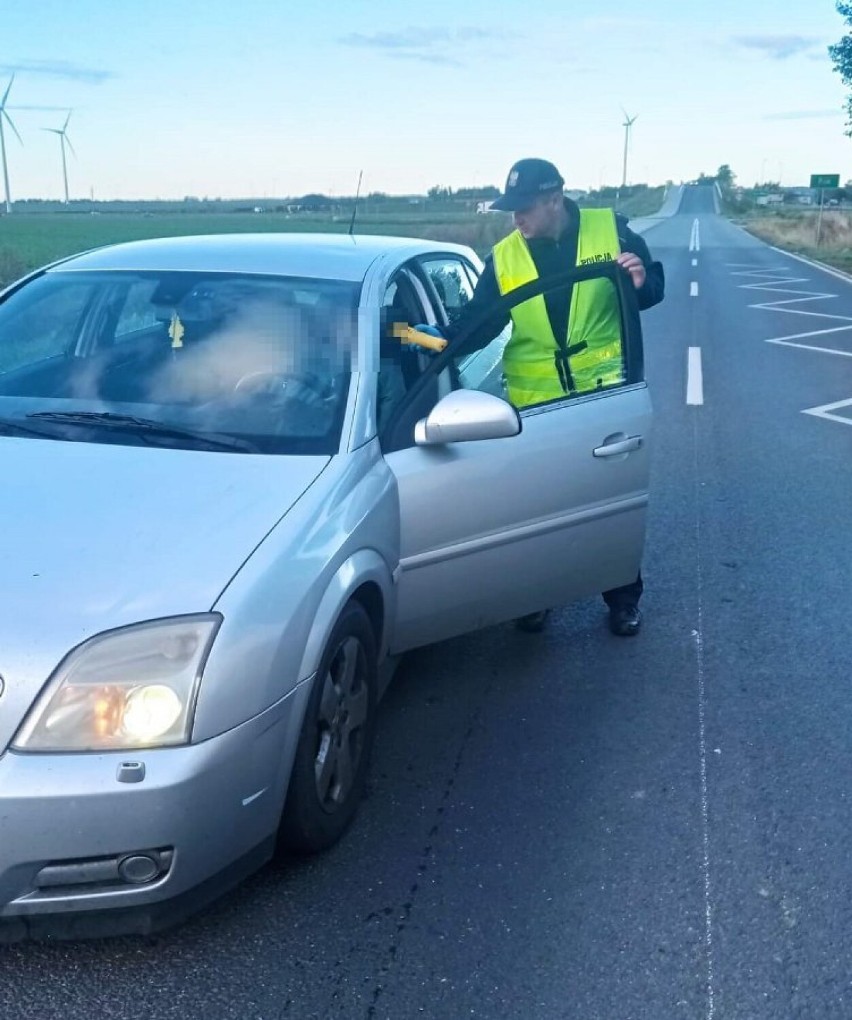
[687,347,704,405]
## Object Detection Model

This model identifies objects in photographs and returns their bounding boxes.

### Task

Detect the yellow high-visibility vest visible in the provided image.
[492,208,625,408]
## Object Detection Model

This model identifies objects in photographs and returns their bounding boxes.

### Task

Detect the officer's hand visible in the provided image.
[616,252,646,290]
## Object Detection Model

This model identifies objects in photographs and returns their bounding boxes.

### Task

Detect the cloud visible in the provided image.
[0,60,115,84]
[5,105,72,113]
[339,26,504,66]
[383,50,462,68]
[764,108,841,120]
[732,35,822,60]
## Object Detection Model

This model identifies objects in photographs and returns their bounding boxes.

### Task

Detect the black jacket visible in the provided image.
[446,199,665,356]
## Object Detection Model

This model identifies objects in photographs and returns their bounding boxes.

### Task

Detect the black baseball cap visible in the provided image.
[490,158,565,212]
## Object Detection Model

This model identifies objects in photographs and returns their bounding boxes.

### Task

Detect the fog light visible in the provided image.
[118,855,161,885]
[34,848,174,891]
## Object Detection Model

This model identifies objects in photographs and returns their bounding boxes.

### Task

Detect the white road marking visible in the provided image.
[732,259,852,431]
[689,218,701,252]
[766,335,852,354]
[687,347,704,404]
[692,258,698,267]
[802,396,852,425]
[731,265,852,354]
[691,281,699,297]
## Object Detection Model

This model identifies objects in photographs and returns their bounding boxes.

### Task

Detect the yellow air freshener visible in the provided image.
[169,312,185,349]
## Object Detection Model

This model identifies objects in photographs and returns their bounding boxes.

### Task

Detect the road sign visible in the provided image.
[810,174,840,189]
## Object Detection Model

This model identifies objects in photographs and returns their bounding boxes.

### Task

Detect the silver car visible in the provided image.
[0,233,651,939]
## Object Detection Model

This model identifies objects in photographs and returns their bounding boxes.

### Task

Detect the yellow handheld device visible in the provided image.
[389,323,447,353]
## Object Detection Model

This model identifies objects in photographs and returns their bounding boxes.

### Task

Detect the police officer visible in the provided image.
[426,158,665,636]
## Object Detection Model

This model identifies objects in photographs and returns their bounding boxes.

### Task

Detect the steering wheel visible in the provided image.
[232,371,328,406]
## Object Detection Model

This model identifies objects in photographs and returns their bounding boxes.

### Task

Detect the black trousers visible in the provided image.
[602,572,643,611]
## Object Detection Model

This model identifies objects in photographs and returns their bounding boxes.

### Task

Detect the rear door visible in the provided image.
[381,261,652,652]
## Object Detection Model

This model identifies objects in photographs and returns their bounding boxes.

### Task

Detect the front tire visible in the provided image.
[279,601,378,854]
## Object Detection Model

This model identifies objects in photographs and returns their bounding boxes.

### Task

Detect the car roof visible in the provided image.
[47,233,477,282]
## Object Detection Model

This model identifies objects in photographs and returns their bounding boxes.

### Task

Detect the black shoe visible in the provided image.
[609,605,641,637]
[515,609,550,633]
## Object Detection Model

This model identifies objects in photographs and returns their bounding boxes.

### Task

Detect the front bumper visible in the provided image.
[0,683,309,940]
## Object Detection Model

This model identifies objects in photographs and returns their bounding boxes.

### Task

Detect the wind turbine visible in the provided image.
[0,75,23,214]
[43,111,75,204]
[621,108,638,189]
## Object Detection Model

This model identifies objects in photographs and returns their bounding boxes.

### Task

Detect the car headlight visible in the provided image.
[13,615,221,752]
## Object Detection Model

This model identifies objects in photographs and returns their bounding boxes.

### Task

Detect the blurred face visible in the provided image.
[512,191,564,239]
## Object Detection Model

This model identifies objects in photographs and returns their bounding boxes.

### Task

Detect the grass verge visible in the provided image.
[735,209,852,275]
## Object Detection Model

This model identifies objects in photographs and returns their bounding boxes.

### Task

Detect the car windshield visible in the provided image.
[0,269,359,455]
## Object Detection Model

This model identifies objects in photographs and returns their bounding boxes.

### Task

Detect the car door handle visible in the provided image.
[593,435,643,457]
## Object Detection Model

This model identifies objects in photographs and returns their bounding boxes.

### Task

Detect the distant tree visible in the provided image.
[454,185,500,199]
[427,185,453,200]
[716,164,736,190]
[829,3,852,134]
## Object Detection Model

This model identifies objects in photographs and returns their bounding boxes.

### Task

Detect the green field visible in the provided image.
[0,187,667,290]
[0,211,502,288]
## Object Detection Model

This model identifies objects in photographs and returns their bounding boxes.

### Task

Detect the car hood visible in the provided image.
[0,437,328,749]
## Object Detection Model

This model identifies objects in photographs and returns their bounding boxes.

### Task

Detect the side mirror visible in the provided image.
[414,389,520,446]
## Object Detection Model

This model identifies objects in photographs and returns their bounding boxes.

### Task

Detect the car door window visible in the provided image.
[449,267,635,410]
[377,271,430,432]
[419,255,511,399]
[421,257,474,326]
[0,276,97,375]
[113,279,162,340]
[379,262,642,452]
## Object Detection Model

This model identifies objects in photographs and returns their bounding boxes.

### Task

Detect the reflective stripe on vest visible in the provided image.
[492,208,624,408]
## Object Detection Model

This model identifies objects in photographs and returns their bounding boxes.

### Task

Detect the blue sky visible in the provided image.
[1,0,850,201]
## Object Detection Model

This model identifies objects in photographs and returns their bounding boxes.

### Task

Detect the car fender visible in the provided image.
[296,548,396,683]
[235,552,395,851]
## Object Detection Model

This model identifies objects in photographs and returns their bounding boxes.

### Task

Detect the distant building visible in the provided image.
[784,187,814,206]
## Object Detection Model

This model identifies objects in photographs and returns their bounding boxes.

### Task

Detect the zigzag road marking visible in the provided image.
[728,264,852,429]
[802,397,852,427]
[729,266,852,343]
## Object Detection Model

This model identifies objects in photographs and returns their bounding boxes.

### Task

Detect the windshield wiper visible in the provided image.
[0,416,75,440]
[26,411,258,453]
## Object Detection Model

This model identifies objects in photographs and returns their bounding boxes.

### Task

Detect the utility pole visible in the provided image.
[816,188,826,247]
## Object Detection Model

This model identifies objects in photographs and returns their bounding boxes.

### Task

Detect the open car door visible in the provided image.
[380,261,652,653]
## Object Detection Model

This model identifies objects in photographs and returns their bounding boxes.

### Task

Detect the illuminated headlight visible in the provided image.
[13,615,221,752]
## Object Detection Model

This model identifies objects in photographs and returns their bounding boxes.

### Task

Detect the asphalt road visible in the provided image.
[3,187,852,1020]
